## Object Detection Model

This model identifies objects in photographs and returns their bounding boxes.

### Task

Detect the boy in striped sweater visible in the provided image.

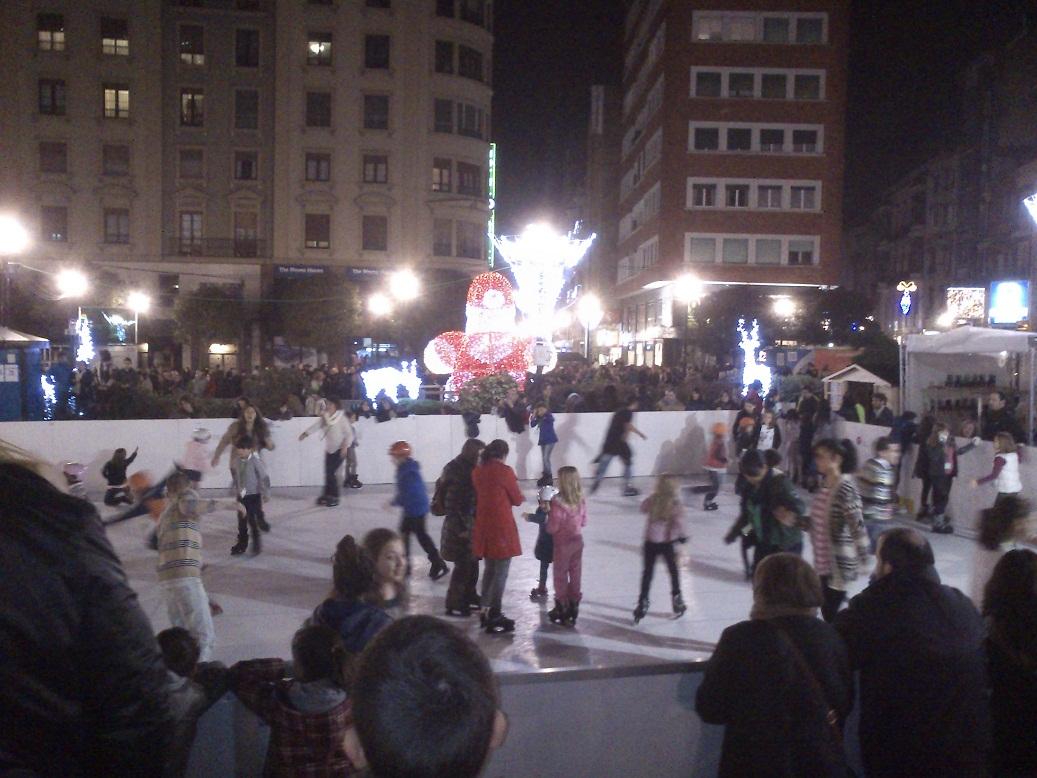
[157,471,242,661]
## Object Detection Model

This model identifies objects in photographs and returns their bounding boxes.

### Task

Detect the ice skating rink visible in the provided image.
[105,476,981,674]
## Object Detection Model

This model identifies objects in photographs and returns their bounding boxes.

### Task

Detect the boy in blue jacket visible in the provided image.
[389,440,449,580]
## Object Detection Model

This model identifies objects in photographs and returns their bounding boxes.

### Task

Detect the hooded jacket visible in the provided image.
[310,599,392,655]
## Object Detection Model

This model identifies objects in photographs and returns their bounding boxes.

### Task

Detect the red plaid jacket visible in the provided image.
[232,659,355,777]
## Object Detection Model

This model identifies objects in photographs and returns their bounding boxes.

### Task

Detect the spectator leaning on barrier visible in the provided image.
[867,392,894,428]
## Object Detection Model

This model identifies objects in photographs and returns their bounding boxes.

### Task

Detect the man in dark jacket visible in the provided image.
[440,439,485,616]
[981,390,1025,445]
[0,457,172,776]
[866,392,895,428]
[834,528,991,778]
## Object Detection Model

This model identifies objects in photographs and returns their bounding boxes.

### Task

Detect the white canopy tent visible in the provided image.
[905,326,1037,438]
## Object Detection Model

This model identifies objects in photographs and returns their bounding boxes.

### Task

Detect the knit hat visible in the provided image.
[192,427,212,443]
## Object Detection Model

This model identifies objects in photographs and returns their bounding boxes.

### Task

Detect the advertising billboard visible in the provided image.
[988,280,1029,326]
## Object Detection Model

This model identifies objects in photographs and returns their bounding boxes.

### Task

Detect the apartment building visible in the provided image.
[611,0,848,365]
[0,0,494,368]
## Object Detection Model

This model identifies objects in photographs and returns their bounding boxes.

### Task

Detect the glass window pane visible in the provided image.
[695,71,721,97]
[794,74,821,100]
[688,237,715,263]
[762,17,789,43]
[695,16,723,41]
[788,239,815,265]
[761,73,787,99]
[756,239,781,264]
[693,127,719,150]
[792,129,818,151]
[722,238,749,264]
[728,72,755,97]
[760,128,784,151]
[796,17,824,44]
[728,17,755,41]
[726,128,751,151]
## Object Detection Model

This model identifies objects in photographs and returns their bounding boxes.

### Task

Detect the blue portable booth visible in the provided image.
[0,327,49,421]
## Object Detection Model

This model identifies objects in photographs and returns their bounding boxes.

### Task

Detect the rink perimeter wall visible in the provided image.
[0,413,1015,534]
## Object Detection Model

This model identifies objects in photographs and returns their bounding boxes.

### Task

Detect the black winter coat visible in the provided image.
[0,463,172,776]
[439,454,477,562]
[696,615,851,778]
[834,567,991,778]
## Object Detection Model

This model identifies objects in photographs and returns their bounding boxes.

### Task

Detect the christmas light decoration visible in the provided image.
[737,318,771,397]
[75,315,95,364]
[423,271,537,391]
[41,373,56,420]
[896,280,917,317]
[361,360,422,404]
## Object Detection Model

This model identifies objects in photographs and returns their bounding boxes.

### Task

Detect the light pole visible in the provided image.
[127,291,151,346]
[0,214,31,327]
[672,274,705,367]
[575,293,604,361]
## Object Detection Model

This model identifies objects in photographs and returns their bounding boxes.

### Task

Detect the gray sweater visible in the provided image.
[235,453,270,499]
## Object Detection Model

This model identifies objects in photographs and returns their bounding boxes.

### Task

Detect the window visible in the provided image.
[761,73,787,99]
[432,158,452,192]
[693,127,719,150]
[457,103,482,138]
[37,13,65,51]
[794,74,821,100]
[104,208,130,244]
[234,151,257,180]
[304,214,330,249]
[796,17,824,44]
[180,88,204,126]
[362,154,388,183]
[688,237,715,264]
[104,84,130,118]
[305,152,331,181]
[433,99,453,132]
[233,211,258,257]
[792,129,818,152]
[762,17,789,43]
[362,214,387,251]
[788,239,815,265]
[179,25,205,65]
[760,128,784,151]
[101,17,129,56]
[39,141,67,173]
[436,0,454,18]
[38,79,66,115]
[726,128,751,151]
[691,183,716,207]
[41,206,68,242]
[306,91,332,127]
[695,71,721,97]
[458,45,483,81]
[758,185,782,208]
[178,148,204,178]
[459,0,485,26]
[235,89,258,130]
[179,212,203,252]
[433,218,453,256]
[103,144,129,176]
[236,29,260,67]
[457,220,483,258]
[308,32,332,66]
[728,16,755,41]
[694,15,723,41]
[364,35,390,69]
[728,72,754,97]
[790,185,817,210]
[435,41,454,74]
[363,94,389,129]
[457,162,482,196]
[756,239,781,265]
[725,184,749,208]
[722,237,749,264]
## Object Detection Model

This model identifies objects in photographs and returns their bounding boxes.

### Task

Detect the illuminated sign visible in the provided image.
[989,280,1030,326]
[945,287,985,322]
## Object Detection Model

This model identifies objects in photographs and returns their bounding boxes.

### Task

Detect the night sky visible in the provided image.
[491,0,1034,233]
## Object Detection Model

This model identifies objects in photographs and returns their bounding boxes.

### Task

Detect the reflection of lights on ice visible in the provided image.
[75,316,95,363]
[737,318,771,396]
[361,361,421,403]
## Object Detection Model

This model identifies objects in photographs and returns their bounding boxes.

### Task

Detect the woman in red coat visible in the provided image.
[472,438,524,634]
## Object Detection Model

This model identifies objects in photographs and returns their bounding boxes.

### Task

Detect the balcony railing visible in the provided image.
[166,238,268,258]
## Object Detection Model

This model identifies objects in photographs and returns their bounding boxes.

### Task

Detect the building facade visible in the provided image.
[0,0,493,368]
[608,0,848,365]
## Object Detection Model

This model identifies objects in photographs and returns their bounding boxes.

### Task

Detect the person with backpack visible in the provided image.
[437,439,485,617]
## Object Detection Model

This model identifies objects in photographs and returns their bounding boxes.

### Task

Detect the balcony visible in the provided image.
[166,237,268,259]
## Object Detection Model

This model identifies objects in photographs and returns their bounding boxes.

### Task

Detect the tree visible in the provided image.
[852,330,900,384]
[173,284,245,368]
[269,275,361,363]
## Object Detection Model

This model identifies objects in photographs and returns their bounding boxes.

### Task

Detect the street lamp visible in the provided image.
[772,296,797,319]
[389,269,420,302]
[0,214,30,326]
[56,268,89,299]
[368,292,393,317]
[127,291,151,345]
[576,293,604,360]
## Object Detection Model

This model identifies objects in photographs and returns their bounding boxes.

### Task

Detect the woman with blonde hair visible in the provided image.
[545,466,587,626]
[634,473,688,623]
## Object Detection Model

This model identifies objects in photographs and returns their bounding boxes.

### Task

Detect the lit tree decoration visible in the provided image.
[737,318,772,396]
[75,315,95,364]
[361,360,422,404]
[492,224,595,338]
[40,373,56,420]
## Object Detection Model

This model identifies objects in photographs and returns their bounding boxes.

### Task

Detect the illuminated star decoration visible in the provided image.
[492,224,595,338]
[75,315,95,364]
[896,281,917,317]
[737,318,772,397]
[361,361,422,404]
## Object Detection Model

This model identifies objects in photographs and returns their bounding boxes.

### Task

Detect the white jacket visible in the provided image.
[305,410,354,454]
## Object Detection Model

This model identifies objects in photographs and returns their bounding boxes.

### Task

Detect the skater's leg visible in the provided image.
[639,542,659,600]
[538,559,550,589]
[662,543,680,596]
[592,454,613,489]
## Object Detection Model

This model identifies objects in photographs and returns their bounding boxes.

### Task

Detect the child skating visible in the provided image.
[702,422,728,511]
[388,441,448,580]
[634,474,688,624]
[545,466,587,627]
[232,436,270,556]
[530,401,558,487]
[524,485,557,601]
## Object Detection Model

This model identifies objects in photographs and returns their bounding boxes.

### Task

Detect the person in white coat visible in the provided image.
[299,398,353,507]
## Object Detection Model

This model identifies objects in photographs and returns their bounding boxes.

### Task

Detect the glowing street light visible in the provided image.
[673,273,705,304]
[56,268,89,299]
[368,292,393,317]
[0,214,31,255]
[772,296,797,319]
[389,269,421,302]
[576,293,604,329]
[127,291,151,314]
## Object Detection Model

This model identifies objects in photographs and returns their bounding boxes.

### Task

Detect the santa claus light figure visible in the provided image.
[424,272,540,391]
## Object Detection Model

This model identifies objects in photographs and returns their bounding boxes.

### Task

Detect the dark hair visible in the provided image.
[873,392,887,404]
[739,449,767,478]
[325,397,340,409]
[877,528,934,573]
[978,495,1030,551]
[763,448,782,469]
[982,549,1037,671]
[351,616,499,778]
[166,471,191,495]
[157,627,200,678]
[362,528,401,569]
[753,553,823,610]
[113,447,127,461]
[332,535,376,602]
[874,436,895,455]
[460,438,486,463]
[812,438,858,473]
[292,624,348,686]
[480,439,509,465]
[992,390,1007,402]
[235,435,254,450]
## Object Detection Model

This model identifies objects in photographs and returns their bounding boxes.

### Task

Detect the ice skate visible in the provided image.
[633,596,649,624]
[548,599,568,625]
[672,593,687,618]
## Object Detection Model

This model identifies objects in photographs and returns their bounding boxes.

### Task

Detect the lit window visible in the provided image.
[179,25,205,65]
[104,84,130,119]
[432,158,452,192]
[363,154,388,184]
[104,208,130,244]
[305,214,330,249]
[305,152,331,181]
[694,15,723,41]
[308,32,332,66]
[180,88,204,126]
[756,239,781,264]
[722,238,749,264]
[688,237,715,264]
[362,214,388,251]
[37,13,65,51]
[101,17,129,56]
[727,16,755,41]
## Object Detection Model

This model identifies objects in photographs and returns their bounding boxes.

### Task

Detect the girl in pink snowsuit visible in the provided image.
[546,466,587,627]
